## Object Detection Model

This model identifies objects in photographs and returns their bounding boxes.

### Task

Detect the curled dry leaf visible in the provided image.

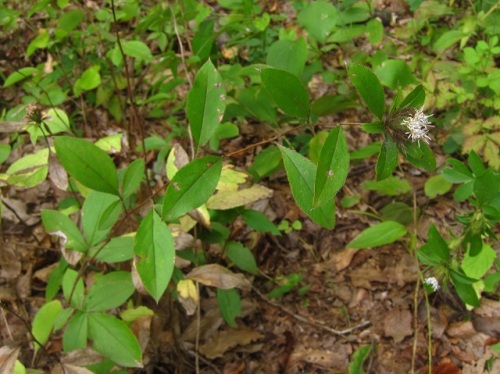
[0,346,21,374]
[51,363,94,374]
[186,264,251,290]
[61,246,83,266]
[60,347,106,366]
[48,151,68,191]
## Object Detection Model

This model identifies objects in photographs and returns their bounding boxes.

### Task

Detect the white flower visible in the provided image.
[401,107,433,145]
[424,277,440,292]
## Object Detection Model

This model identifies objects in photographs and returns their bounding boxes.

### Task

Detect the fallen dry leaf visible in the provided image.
[186,264,251,290]
[289,345,349,369]
[0,346,20,374]
[383,307,413,343]
[206,185,273,210]
[198,327,262,359]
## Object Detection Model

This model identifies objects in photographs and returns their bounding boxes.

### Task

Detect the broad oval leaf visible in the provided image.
[121,158,145,198]
[376,135,398,181]
[134,209,175,302]
[42,209,87,253]
[347,221,407,249]
[85,271,135,312]
[399,141,436,172]
[82,191,122,247]
[217,288,241,328]
[225,241,258,274]
[88,313,142,368]
[32,300,62,354]
[63,311,88,352]
[187,59,226,148]
[261,68,310,119]
[348,64,385,120]
[54,136,119,195]
[314,126,349,207]
[278,145,335,229]
[374,60,416,89]
[266,38,308,77]
[162,156,222,221]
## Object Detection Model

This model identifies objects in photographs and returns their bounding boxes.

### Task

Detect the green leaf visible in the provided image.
[42,209,87,253]
[54,136,119,195]
[32,300,62,354]
[122,158,144,198]
[399,141,436,172]
[187,59,226,148]
[95,236,135,263]
[261,68,310,119]
[452,279,480,307]
[297,1,338,42]
[374,60,416,89]
[242,209,281,235]
[58,9,84,32]
[162,156,222,221]
[362,175,411,196]
[474,169,500,206]
[348,345,371,374]
[225,241,258,274]
[278,145,335,229]
[462,243,496,279]
[362,121,384,134]
[442,159,474,183]
[248,145,282,181]
[4,67,39,87]
[433,30,466,52]
[313,126,349,207]
[82,191,122,247]
[62,269,85,309]
[376,136,398,181]
[85,272,135,312]
[134,210,175,302]
[400,85,425,109]
[122,40,152,61]
[266,38,308,77]
[347,221,407,249]
[88,313,142,367]
[193,18,216,60]
[417,225,450,266]
[424,175,453,198]
[74,65,101,96]
[46,260,68,301]
[63,311,88,352]
[348,64,385,120]
[217,288,241,328]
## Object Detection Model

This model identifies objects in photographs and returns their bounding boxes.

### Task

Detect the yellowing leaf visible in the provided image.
[206,185,273,210]
[166,144,189,180]
[484,140,500,170]
[177,279,198,315]
[216,166,248,192]
[462,135,486,154]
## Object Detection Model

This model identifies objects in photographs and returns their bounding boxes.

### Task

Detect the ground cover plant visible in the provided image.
[0,0,499,372]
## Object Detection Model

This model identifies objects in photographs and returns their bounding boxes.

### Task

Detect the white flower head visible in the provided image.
[424,277,440,292]
[401,107,433,145]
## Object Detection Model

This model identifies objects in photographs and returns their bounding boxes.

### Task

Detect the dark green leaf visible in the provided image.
[399,141,436,172]
[217,288,241,328]
[225,241,258,274]
[122,158,145,198]
[376,136,398,181]
[313,126,349,207]
[134,210,175,302]
[187,59,226,148]
[399,85,425,109]
[63,311,87,352]
[54,136,119,195]
[261,68,310,119]
[297,1,338,42]
[278,145,335,229]
[88,313,142,367]
[82,191,122,247]
[242,209,281,236]
[348,64,385,120]
[162,156,222,221]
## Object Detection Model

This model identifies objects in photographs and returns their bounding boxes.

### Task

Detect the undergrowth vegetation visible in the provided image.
[0,0,499,372]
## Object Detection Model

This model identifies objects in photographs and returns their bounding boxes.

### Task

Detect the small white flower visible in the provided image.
[401,107,433,145]
[424,277,440,292]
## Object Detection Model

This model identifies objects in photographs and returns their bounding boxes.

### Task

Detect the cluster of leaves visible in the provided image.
[1,0,499,371]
